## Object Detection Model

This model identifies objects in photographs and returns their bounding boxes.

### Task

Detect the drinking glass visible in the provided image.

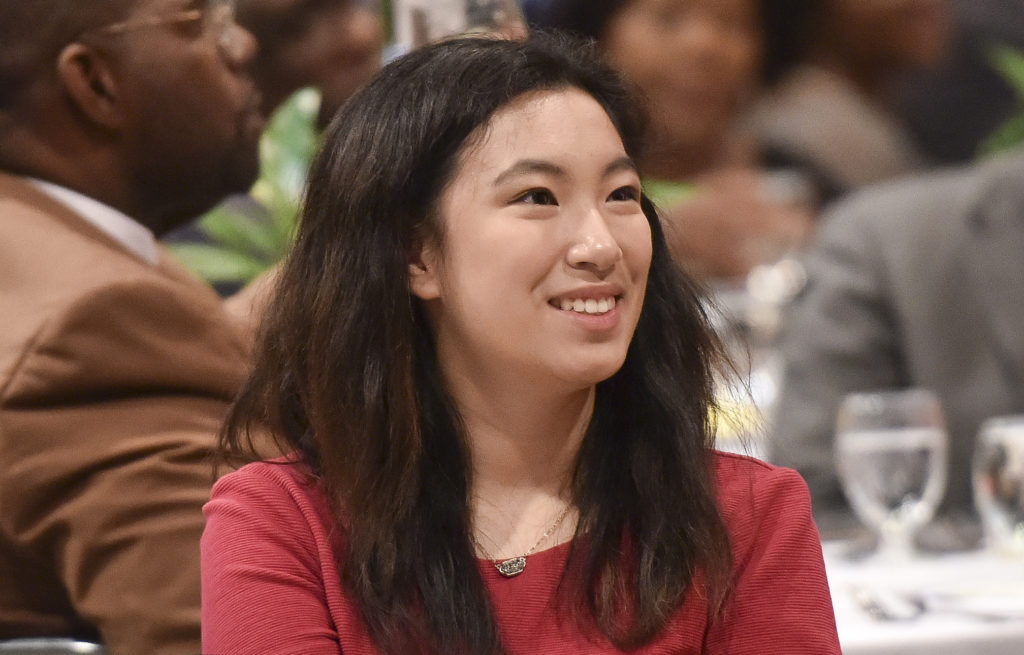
[973,416,1024,557]
[835,389,948,559]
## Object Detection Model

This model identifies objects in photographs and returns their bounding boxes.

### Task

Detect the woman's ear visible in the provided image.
[408,239,442,300]
[56,43,123,130]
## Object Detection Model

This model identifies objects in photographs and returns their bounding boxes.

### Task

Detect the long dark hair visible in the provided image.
[222,33,731,654]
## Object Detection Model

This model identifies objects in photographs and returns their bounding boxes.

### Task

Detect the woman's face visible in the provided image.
[602,0,761,156]
[409,88,652,393]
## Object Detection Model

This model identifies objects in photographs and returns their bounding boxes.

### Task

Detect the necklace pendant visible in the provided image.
[494,556,527,577]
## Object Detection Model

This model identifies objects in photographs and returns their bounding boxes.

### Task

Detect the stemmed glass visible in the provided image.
[835,389,948,560]
[973,416,1024,557]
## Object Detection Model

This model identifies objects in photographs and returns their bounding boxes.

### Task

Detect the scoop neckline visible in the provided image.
[474,537,574,567]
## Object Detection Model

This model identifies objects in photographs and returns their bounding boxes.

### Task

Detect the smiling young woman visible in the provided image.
[409,87,652,399]
[200,33,840,655]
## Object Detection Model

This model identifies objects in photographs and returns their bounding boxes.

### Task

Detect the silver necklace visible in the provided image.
[472,504,573,577]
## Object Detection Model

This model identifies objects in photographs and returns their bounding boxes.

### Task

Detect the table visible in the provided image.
[823,542,1024,655]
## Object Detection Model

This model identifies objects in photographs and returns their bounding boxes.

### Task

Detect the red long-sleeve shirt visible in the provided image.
[202,452,840,654]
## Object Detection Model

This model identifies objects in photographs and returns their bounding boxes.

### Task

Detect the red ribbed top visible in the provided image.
[201,452,840,654]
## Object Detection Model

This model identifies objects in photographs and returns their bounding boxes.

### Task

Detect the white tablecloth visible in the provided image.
[823,542,1024,655]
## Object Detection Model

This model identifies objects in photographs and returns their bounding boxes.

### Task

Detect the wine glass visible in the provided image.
[973,416,1024,557]
[834,389,948,560]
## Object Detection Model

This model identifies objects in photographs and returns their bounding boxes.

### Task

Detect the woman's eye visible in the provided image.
[515,189,558,206]
[608,186,640,202]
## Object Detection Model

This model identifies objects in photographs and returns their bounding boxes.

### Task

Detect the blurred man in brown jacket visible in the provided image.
[0,1,265,652]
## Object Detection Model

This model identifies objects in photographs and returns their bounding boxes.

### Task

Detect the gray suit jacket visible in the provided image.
[771,148,1024,516]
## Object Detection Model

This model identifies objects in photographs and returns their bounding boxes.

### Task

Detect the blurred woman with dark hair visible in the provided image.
[540,0,819,280]
[746,0,952,201]
[201,34,839,654]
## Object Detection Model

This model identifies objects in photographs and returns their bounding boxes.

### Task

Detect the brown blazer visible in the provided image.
[0,173,250,654]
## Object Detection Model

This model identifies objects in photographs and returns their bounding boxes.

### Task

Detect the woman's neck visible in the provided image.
[449,374,592,557]
[464,383,591,494]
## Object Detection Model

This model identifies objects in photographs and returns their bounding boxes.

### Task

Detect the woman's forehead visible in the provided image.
[463,88,621,155]
[448,88,631,189]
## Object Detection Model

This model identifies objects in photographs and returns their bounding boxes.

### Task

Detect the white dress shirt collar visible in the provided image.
[27,177,160,266]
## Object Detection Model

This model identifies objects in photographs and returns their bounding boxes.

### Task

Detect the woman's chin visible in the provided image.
[550,356,628,390]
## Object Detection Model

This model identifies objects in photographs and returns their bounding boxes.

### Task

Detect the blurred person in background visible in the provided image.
[238,0,384,128]
[540,0,816,281]
[745,0,953,205]
[771,144,1024,540]
[894,0,1024,164]
[162,0,384,296]
[521,0,553,24]
[0,1,267,651]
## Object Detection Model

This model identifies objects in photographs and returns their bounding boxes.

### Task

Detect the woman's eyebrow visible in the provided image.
[492,156,638,187]
[492,160,566,187]
[604,156,639,177]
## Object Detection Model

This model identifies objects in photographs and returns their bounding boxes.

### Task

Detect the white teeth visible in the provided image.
[557,297,618,315]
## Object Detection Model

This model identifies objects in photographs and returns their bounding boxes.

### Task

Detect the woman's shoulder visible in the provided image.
[711,449,802,481]
[710,451,813,528]
[703,456,839,653]
[214,454,314,487]
[209,456,331,523]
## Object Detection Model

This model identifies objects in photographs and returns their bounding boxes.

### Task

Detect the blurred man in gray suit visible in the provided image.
[771,146,1024,526]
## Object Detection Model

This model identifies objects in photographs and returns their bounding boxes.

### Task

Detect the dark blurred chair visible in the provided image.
[0,640,106,654]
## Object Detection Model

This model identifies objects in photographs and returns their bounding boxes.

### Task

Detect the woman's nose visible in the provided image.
[566,210,623,275]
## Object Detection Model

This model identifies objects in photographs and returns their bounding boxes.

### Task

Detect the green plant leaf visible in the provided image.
[167,243,270,283]
[988,44,1024,100]
[980,44,1024,156]
[173,88,319,285]
[195,205,284,260]
[980,113,1024,157]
